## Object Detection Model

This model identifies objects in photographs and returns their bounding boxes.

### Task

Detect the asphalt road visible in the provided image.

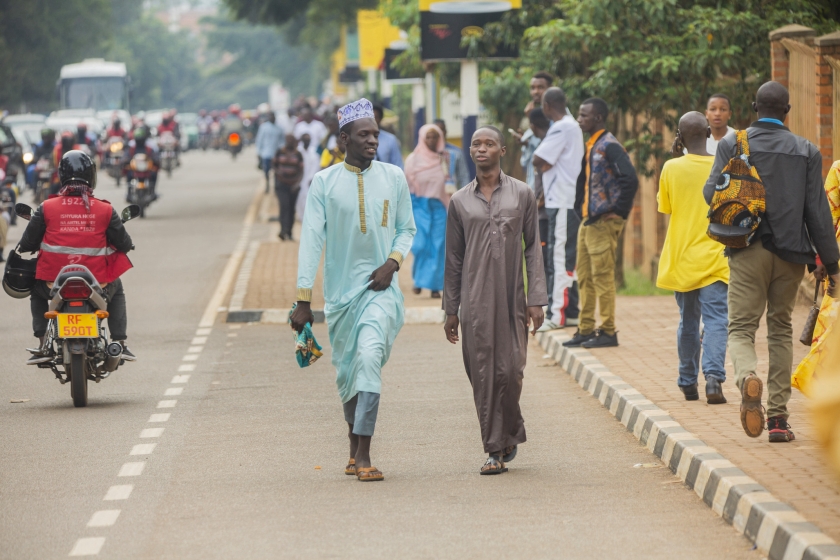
[0,150,761,559]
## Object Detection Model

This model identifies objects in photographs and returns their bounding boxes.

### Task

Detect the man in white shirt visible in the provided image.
[292,105,328,148]
[533,87,585,330]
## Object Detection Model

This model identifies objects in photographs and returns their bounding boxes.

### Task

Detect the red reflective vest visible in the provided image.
[37,196,132,283]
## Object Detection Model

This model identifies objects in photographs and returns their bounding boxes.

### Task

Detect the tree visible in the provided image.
[0,0,111,111]
[521,0,836,172]
[106,17,201,111]
[222,0,376,27]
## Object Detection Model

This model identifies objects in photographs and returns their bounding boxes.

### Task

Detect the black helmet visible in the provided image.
[3,249,38,299]
[40,128,55,142]
[58,150,97,190]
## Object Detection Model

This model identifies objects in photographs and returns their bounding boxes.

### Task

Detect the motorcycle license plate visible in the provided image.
[56,314,99,338]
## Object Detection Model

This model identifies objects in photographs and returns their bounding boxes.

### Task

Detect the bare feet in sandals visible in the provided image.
[357,466,384,481]
[480,455,507,475]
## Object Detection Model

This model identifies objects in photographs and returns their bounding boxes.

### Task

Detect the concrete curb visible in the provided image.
[538,330,840,560]
[226,306,445,325]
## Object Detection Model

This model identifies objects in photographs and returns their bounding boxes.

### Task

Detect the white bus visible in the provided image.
[58,59,130,114]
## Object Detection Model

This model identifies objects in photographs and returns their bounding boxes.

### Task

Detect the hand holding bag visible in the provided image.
[800,282,822,346]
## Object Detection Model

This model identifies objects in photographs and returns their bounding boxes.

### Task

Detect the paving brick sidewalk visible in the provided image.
[583,295,840,541]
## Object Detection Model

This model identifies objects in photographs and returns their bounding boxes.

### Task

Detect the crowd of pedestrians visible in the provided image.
[286,70,840,482]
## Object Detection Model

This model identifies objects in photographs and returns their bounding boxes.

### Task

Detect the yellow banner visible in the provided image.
[419,0,521,12]
[357,10,402,71]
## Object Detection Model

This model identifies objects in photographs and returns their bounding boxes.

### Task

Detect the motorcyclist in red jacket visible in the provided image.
[18,150,136,363]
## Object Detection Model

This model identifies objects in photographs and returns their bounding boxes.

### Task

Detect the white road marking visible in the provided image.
[227,333,238,338]
[157,400,177,408]
[199,186,262,328]
[140,428,164,438]
[178,364,195,372]
[171,374,190,383]
[164,387,183,396]
[69,537,105,556]
[103,485,133,501]
[182,354,198,361]
[87,510,120,527]
[196,328,212,336]
[130,444,157,455]
[118,462,145,477]
[187,346,203,353]
[228,324,242,329]
[191,337,207,345]
[149,413,170,422]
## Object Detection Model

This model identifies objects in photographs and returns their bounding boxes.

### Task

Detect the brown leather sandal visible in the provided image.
[356,466,384,482]
[480,456,508,475]
[345,458,357,475]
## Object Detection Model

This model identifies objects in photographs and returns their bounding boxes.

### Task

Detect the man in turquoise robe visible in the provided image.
[290,99,416,482]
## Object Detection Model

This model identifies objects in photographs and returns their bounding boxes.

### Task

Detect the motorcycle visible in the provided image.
[103,137,125,185]
[15,202,141,408]
[158,132,178,177]
[32,156,56,204]
[227,132,242,160]
[198,121,210,151]
[127,153,155,218]
[210,121,222,151]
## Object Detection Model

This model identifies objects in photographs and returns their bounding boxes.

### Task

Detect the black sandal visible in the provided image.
[502,445,517,463]
[479,456,508,475]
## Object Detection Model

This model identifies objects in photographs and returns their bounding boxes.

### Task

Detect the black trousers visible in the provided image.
[275,183,300,238]
[31,278,128,340]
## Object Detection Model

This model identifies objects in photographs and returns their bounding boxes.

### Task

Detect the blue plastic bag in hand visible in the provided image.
[288,305,323,368]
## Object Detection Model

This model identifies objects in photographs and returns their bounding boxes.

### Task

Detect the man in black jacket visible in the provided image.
[703,81,840,443]
[563,98,639,349]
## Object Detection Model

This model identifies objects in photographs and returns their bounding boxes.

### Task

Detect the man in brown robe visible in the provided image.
[443,126,548,474]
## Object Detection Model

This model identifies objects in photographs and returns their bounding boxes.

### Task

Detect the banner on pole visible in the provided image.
[358,11,403,71]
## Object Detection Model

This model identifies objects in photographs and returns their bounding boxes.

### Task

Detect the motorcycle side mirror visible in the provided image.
[15,203,32,221]
[121,205,141,223]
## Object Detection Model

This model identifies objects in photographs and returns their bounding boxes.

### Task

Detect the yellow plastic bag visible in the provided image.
[792,291,839,397]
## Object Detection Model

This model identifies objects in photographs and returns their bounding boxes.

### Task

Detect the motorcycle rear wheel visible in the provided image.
[69,353,88,408]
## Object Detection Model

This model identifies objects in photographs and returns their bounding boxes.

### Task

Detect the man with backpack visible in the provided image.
[703,81,840,443]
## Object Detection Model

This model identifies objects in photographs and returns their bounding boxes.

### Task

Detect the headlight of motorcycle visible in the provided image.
[110,142,123,153]
[23,152,33,164]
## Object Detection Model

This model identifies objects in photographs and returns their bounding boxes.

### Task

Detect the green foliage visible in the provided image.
[222,0,377,27]
[618,268,672,296]
[0,0,111,111]
[202,16,326,100]
[521,0,836,172]
[107,17,201,111]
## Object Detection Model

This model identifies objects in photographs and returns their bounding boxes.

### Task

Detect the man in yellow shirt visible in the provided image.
[657,111,729,404]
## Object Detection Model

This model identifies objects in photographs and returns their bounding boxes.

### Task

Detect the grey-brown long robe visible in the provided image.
[444,172,548,453]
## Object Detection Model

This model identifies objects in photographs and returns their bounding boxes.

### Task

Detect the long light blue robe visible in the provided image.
[297,161,416,403]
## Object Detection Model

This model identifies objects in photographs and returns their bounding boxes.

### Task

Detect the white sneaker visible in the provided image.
[537,320,560,332]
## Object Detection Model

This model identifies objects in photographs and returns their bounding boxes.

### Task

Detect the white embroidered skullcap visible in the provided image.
[337,98,375,129]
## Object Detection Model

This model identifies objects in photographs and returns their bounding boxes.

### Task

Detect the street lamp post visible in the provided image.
[460,59,479,179]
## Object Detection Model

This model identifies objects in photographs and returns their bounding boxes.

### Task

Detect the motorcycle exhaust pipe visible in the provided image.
[103,342,123,372]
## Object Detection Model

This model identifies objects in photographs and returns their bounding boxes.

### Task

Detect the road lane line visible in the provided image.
[157,400,177,408]
[86,510,120,528]
[191,337,207,345]
[130,444,157,455]
[187,346,203,353]
[199,185,262,328]
[103,485,133,501]
[69,537,105,556]
[148,413,170,422]
[182,354,199,361]
[140,428,164,438]
[195,328,212,336]
[118,462,145,477]
[171,375,190,383]
[227,333,238,337]
[178,364,195,372]
[164,387,183,396]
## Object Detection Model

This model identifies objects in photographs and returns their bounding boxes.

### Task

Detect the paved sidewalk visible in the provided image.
[241,193,440,311]
[580,295,840,541]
